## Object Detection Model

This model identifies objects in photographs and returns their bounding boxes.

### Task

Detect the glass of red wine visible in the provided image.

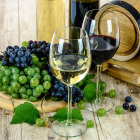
[82,9,119,112]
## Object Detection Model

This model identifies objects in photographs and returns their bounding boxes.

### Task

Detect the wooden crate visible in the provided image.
[102,55,140,87]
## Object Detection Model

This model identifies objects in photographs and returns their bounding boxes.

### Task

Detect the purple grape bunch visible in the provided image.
[1,45,33,68]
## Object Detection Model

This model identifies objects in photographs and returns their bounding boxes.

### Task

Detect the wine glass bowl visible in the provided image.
[49,26,91,137]
[82,9,119,111]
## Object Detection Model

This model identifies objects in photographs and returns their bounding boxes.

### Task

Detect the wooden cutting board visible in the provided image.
[0,92,67,113]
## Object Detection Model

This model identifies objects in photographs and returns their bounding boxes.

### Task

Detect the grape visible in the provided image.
[36,62,44,69]
[37,41,43,46]
[7,49,14,55]
[0,71,4,79]
[36,118,44,127]
[32,55,39,64]
[34,67,40,73]
[97,108,106,117]
[77,101,85,110]
[86,120,94,128]
[20,46,26,52]
[28,40,33,44]
[21,41,28,47]
[12,82,21,90]
[33,89,41,97]
[10,80,15,86]
[12,67,20,74]
[13,74,20,81]
[2,76,10,85]
[25,84,30,89]
[43,81,51,90]
[2,85,8,91]
[17,51,24,57]
[24,67,29,74]
[42,89,48,94]
[43,75,51,81]
[1,66,8,71]
[115,106,124,114]
[10,75,13,80]
[21,94,29,99]
[21,56,27,63]
[33,73,41,80]
[27,89,32,95]
[4,90,8,94]
[0,81,2,87]
[19,76,27,84]
[27,68,35,76]
[11,93,19,99]
[100,81,107,90]
[122,103,129,110]
[108,89,116,98]
[19,86,26,94]
[1,60,7,66]
[8,86,14,94]
[5,69,12,76]
[125,96,132,103]
[41,70,48,76]
[130,105,137,112]
[13,45,19,49]
[27,76,32,83]
[9,57,15,64]
[21,63,27,68]
[9,66,15,70]
[30,78,39,87]
[25,51,31,57]
[35,85,44,93]
[29,96,37,102]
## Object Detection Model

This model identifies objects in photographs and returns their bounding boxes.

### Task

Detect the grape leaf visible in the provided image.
[51,107,83,122]
[11,102,40,125]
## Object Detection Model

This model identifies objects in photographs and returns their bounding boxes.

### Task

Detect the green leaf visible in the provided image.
[11,102,40,125]
[51,107,83,122]
[21,41,28,48]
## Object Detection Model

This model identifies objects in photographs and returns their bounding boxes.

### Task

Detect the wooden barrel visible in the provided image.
[101,0,140,61]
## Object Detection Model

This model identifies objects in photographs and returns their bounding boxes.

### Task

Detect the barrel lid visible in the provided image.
[101,1,140,61]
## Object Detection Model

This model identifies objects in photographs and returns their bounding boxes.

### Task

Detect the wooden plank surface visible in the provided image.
[0,0,140,140]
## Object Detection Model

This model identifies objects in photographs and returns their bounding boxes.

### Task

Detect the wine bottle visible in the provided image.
[70,0,99,27]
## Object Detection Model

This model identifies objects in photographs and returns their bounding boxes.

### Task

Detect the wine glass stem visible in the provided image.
[67,86,73,126]
[96,64,102,104]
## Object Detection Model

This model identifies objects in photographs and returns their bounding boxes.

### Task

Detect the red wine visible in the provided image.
[71,0,99,27]
[89,35,119,64]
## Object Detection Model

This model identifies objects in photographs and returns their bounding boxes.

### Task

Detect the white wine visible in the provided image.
[50,54,90,86]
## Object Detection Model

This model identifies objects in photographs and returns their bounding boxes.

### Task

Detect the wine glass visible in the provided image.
[49,26,91,137]
[82,9,119,112]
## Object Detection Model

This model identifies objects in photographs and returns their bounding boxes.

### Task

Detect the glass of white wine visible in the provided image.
[49,26,91,137]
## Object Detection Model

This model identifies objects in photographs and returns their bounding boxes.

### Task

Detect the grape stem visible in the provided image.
[66,86,72,126]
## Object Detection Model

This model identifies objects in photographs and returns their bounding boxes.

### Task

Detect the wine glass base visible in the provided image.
[51,120,87,138]
[86,97,115,113]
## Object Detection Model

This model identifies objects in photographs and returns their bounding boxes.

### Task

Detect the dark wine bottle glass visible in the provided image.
[82,9,120,112]
[70,0,99,70]
[70,0,99,28]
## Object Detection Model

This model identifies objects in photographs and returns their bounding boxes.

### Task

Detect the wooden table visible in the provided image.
[0,0,140,140]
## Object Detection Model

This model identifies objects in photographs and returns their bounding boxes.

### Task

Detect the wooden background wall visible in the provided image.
[0,0,139,50]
